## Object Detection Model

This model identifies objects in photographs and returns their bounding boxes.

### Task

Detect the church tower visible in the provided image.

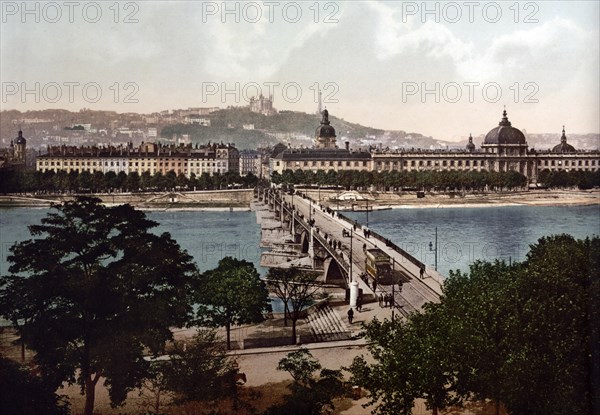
[315,109,337,149]
[14,130,26,163]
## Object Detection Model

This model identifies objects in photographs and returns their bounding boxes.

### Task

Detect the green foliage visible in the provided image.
[273,169,532,191]
[264,348,347,415]
[0,169,259,193]
[0,357,70,415]
[538,168,600,189]
[277,348,322,386]
[350,234,599,415]
[195,257,272,350]
[0,197,199,415]
[161,329,234,404]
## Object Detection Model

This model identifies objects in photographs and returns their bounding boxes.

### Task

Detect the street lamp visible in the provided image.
[345,227,358,308]
[428,227,438,271]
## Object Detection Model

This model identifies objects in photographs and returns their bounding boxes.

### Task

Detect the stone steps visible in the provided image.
[306,305,352,342]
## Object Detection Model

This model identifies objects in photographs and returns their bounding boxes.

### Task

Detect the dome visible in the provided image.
[552,126,575,153]
[315,109,336,138]
[15,130,26,145]
[483,110,526,145]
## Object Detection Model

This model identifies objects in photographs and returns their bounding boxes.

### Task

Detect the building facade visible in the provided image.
[270,110,599,182]
[36,141,240,178]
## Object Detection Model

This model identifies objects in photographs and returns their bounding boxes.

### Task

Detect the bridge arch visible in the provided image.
[299,230,309,254]
[323,257,346,285]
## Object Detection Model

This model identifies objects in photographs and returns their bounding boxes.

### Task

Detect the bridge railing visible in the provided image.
[336,211,426,271]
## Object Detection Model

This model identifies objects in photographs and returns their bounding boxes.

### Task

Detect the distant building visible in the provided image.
[0,129,27,170]
[270,109,600,182]
[249,94,276,116]
[36,141,239,178]
[239,150,262,177]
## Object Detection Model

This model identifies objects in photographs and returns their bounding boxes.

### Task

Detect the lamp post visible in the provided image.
[429,227,438,271]
[365,198,369,227]
[347,227,358,307]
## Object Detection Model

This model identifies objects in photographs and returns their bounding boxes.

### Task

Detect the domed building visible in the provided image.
[552,126,576,153]
[315,109,337,149]
[481,109,528,156]
[0,129,27,170]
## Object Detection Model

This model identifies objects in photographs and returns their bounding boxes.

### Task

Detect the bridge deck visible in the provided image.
[270,190,443,316]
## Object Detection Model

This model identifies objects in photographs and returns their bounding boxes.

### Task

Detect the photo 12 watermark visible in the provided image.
[396,240,528,268]
[1,1,140,24]
[200,1,340,24]
[201,81,339,105]
[401,82,539,104]
[2,81,140,105]
[397,1,539,24]
[197,241,262,265]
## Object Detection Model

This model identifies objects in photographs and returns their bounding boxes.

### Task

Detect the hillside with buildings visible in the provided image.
[1,108,598,154]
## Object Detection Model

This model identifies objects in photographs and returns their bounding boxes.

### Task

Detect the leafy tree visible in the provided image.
[265,267,321,343]
[0,357,70,415]
[153,329,234,409]
[264,348,347,415]
[350,235,599,415]
[0,197,199,415]
[195,257,272,350]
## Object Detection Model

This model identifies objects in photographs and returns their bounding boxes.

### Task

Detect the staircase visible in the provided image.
[306,305,353,342]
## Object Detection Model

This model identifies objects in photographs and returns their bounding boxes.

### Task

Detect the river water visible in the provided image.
[1,205,599,279]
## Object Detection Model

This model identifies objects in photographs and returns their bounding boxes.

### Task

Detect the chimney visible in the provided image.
[345,141,350,151]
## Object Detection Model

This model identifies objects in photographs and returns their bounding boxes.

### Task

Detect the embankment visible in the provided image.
[0,189,254,209]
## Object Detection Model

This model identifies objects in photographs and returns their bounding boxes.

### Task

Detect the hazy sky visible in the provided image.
[1,1,598,140]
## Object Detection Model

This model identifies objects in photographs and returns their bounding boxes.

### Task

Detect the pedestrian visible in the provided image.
[347,308,354,324]
[357,296,362,312]
[372,279,377,292]
[420,266,424,279]
[383,294,388,308]
[379,293,384,307]
[388,294,394,309]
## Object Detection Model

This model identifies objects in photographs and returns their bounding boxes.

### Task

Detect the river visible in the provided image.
[1,205,598,279]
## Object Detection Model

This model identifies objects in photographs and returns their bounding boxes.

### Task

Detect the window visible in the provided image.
[419,161,423,166]
[457,160,462,166]
[450,160,455,166]
[442,160,447,166]
[427,160,431,166]
[465,160,470,166]
[411,160,415,167]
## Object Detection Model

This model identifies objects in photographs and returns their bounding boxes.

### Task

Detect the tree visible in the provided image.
[0,357,70,415]
[350,235,599,415]
[264,348,347,415]
[139,329,235,414]
[0,197,199,415]
[265,267,321,343]
[195,257,272,350]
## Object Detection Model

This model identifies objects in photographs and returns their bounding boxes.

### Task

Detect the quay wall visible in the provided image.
[0,189,254,208]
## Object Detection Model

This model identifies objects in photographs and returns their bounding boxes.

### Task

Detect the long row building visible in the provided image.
[36,141,240,177]
[270,109,599,182]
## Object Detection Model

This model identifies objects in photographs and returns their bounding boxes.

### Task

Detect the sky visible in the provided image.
[1,0,598,141]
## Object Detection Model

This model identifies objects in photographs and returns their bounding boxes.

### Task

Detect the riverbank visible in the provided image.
[0,188,254,209]
[1,188,598,209]
[300,189,600,210]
